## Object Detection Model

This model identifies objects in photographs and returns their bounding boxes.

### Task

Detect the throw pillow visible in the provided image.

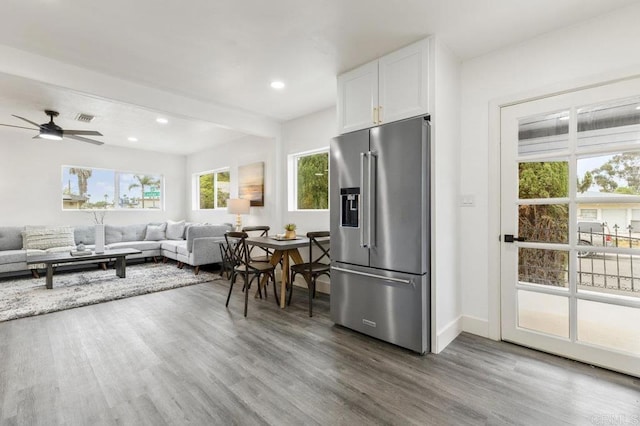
[22,226,75,250]
[144,223,167,241]
[165,220,186,240]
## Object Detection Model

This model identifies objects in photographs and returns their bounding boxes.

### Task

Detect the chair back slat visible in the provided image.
[242,226,271,259]
[242,225,270,236]
[225,231,250,266]
[307,231,330,264]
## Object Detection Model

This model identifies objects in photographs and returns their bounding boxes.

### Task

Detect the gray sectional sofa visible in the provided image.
[0,222,232,276]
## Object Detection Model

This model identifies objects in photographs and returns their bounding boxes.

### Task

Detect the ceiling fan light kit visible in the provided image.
[39,110,64,140]
[0,109,104,145]
[38,132,63,141]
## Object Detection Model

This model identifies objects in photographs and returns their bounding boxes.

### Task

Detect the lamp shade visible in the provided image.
[227,198,250,214]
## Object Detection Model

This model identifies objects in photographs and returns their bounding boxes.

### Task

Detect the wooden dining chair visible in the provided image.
[289,231,330,317]
[242,225,272,263]
[218,241,235,280]
[224,231,277,317]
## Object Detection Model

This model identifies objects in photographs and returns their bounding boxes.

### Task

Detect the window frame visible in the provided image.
[287,148,330,212]
[61,165,164,211]
[193,167,230,210]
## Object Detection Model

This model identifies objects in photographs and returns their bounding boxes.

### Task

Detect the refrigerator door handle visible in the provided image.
[368,151,377,248]
[331,266,413,285]
[360,152,367,248]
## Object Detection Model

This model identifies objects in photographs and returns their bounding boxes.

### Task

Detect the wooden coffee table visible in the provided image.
[26,248,142,289]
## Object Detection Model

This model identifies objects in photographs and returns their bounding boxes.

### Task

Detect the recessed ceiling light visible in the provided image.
[128,137,138,142]
[270,81,285,90]
[636,106,640,110]
[156,117,168,124]
[559,116,569,121]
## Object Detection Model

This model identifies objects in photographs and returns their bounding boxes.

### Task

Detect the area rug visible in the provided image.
[0,263,223,322]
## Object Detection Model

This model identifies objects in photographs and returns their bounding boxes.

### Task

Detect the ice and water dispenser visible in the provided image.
[340,187,360,228]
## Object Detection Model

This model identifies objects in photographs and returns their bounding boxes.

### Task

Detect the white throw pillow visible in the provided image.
[165,220,186,240]
[22,226,75,250]
[144,223,167,241]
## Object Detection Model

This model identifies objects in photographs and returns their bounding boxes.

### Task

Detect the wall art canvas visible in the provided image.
[238,162,264,206]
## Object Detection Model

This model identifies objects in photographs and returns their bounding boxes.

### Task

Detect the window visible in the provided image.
[195,169,230,209]
[289,149,329,210]
[62,166,163,210]
[579,208,598,220]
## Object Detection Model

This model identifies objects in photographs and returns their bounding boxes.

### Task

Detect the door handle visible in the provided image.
[331,266,412,285]
[503,234,526,243]
[368,151,377,248]
[360,152,367,248]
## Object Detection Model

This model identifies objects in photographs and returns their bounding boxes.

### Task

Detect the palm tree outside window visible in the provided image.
[127,174,161,209]
[61,166,163,210]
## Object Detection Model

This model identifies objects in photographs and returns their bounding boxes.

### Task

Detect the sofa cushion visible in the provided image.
[74,225,96,245]
[166,220,186,240]
[107,241,162,251]
[0,249,27,263]
[105,224,147,244]
[185,224,231,252]
[183,222,198,239]
[144,223,167,241]
[0,227,24,251]
[22,227,75,250]
[161,240,186,253]
[177,244,190,256]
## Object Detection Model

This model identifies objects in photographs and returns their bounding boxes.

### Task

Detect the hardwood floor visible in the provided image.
[0,276,638,425]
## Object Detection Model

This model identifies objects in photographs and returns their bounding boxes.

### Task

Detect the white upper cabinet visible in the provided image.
[337,38,430,134]
[337,61,379,134]
[378,40,429,125]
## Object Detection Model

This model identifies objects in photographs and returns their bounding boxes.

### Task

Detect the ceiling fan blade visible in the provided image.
[0,123,37,130]
[65,134,104,146]
[63,130,103,136]
[11,114,40,127]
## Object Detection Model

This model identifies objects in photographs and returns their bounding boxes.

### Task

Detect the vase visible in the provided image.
[284,230,296,239]
[95,224,105,253]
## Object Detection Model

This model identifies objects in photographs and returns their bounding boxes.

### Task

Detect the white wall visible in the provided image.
[459,3,640,338]
[0,132,186,226]
[431,38,462,352]
[185,107,335,234]
[280,107,335,235]
[185,134,276,228]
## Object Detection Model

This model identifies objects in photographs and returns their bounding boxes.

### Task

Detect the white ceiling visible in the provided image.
[0,74,249,155]
[0,0,637,154]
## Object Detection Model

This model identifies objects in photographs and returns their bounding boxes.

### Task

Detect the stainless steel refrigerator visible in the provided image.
[330,115,430,354]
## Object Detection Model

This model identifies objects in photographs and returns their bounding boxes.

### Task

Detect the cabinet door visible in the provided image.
[337,61,378,134]
[378,38,429,125]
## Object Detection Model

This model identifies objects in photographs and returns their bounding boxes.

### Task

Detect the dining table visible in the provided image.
[246,235,328,309]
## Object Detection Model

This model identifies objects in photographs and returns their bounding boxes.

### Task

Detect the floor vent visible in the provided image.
[75,113,95,123]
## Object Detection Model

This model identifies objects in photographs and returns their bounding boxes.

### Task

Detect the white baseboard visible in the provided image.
[462,315,490,338]
[435,315,462,353]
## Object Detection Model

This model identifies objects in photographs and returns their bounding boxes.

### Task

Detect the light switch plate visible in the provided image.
[460,194,475,207]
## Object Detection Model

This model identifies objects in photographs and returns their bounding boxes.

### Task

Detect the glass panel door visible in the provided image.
[500,78,640,377]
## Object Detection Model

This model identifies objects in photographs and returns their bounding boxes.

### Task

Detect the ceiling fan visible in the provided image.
[0,110,104,145]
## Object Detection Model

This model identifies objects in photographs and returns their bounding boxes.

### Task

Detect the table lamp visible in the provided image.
[228,198,250,231]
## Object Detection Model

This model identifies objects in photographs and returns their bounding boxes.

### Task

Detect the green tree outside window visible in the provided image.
[297,152,329,210]
[198,170,229,209]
